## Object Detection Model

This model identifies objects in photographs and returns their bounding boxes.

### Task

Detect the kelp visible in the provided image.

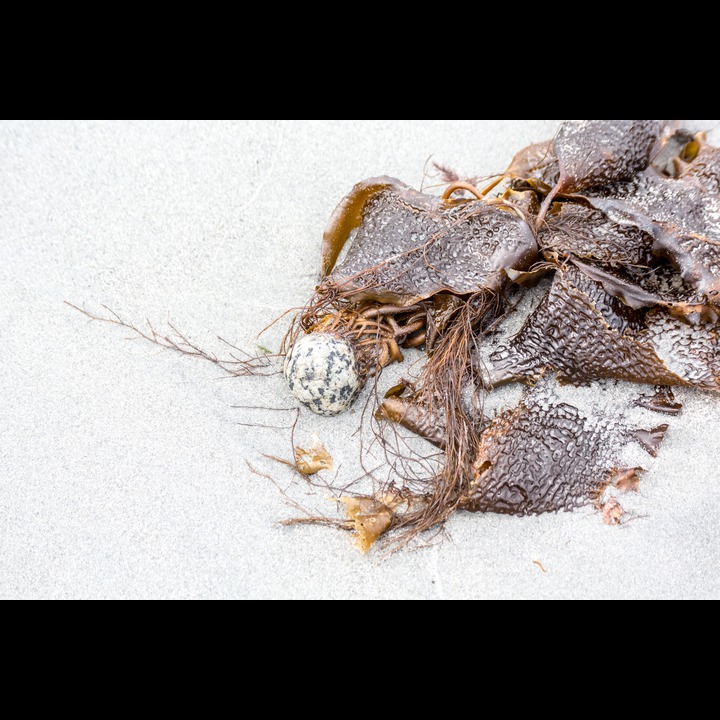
[293,120,720,550]
[322,177,538,306]
[536,120,672,225]
[465,383,666,516]
[70,120,720,553]
[486,265,720,390]
[585,175,720,303]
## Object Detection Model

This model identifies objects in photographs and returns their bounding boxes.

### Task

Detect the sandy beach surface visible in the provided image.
[2,119,719,599]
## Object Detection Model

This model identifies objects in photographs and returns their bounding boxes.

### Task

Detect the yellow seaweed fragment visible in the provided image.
[338,497,395,554]
[294,442,333,476]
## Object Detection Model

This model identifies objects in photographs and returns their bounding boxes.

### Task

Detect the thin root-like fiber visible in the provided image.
[380,292,500,548]
[65,302,277,376]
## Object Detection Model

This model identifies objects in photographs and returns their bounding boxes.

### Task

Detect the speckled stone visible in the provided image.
[284,333,361,416]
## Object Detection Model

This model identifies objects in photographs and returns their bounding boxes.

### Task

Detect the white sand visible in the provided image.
[1,119,719,599]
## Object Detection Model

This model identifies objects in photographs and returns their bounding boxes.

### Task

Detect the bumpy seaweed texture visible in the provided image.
[539,203,653,268]
[488,265,720,390]
[465,386,663,515]
[535,120,671,226]
[587,176,720,301]
[325,179,538,306]
[642,310,720,389]
[678,143,720,194]
[553,120,669,194]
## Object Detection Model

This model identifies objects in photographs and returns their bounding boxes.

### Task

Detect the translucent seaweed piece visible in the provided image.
[652,129,697,177]
[612,467,644,494]
[338,497,395,554]
[294,441,333,475]
[506,140,559,189]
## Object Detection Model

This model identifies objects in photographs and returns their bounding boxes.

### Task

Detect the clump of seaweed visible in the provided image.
[70,120,720,553]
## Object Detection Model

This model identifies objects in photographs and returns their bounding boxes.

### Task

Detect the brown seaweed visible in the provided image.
[487,265,720,390]
[536,120,671,225]
[376,396,446,449]
[69,119,720,553]
[321,177,400,277]
[464,387,664,516]
[635,387,683,416]
[554,120,670,192]
[282,122,720,548]
[539,203,654,268]
[586,175,720,302]
[324,178,538,306]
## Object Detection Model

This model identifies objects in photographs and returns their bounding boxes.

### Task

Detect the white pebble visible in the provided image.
[284,333,361,416]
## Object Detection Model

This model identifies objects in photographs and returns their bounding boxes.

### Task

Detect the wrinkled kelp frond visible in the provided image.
[464,380,667,516]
